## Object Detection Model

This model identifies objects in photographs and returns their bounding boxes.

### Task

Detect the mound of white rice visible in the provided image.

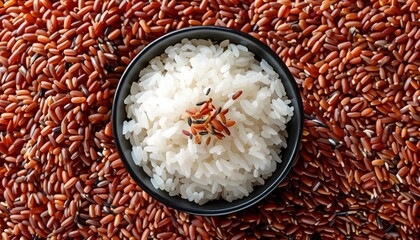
[123,39,294,204]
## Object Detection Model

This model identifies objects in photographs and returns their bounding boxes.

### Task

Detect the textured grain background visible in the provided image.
[0,0,419,239]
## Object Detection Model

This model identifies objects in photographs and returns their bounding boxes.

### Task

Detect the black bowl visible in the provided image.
[112,26,303,216]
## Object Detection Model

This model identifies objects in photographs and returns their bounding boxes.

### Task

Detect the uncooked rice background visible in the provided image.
[0,0,419,239]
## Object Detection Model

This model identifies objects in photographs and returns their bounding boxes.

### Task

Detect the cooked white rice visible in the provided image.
[123,38,294,204]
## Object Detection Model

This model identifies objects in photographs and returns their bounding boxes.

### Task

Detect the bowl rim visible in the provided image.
[112,26,304,216]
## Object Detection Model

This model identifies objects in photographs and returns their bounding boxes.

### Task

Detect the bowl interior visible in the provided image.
[112,26,304,216]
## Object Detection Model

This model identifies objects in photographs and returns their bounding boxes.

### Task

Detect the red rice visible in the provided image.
[0,0,419,238]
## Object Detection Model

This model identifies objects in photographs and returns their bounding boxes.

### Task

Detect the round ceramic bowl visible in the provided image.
[112,26,303,216]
